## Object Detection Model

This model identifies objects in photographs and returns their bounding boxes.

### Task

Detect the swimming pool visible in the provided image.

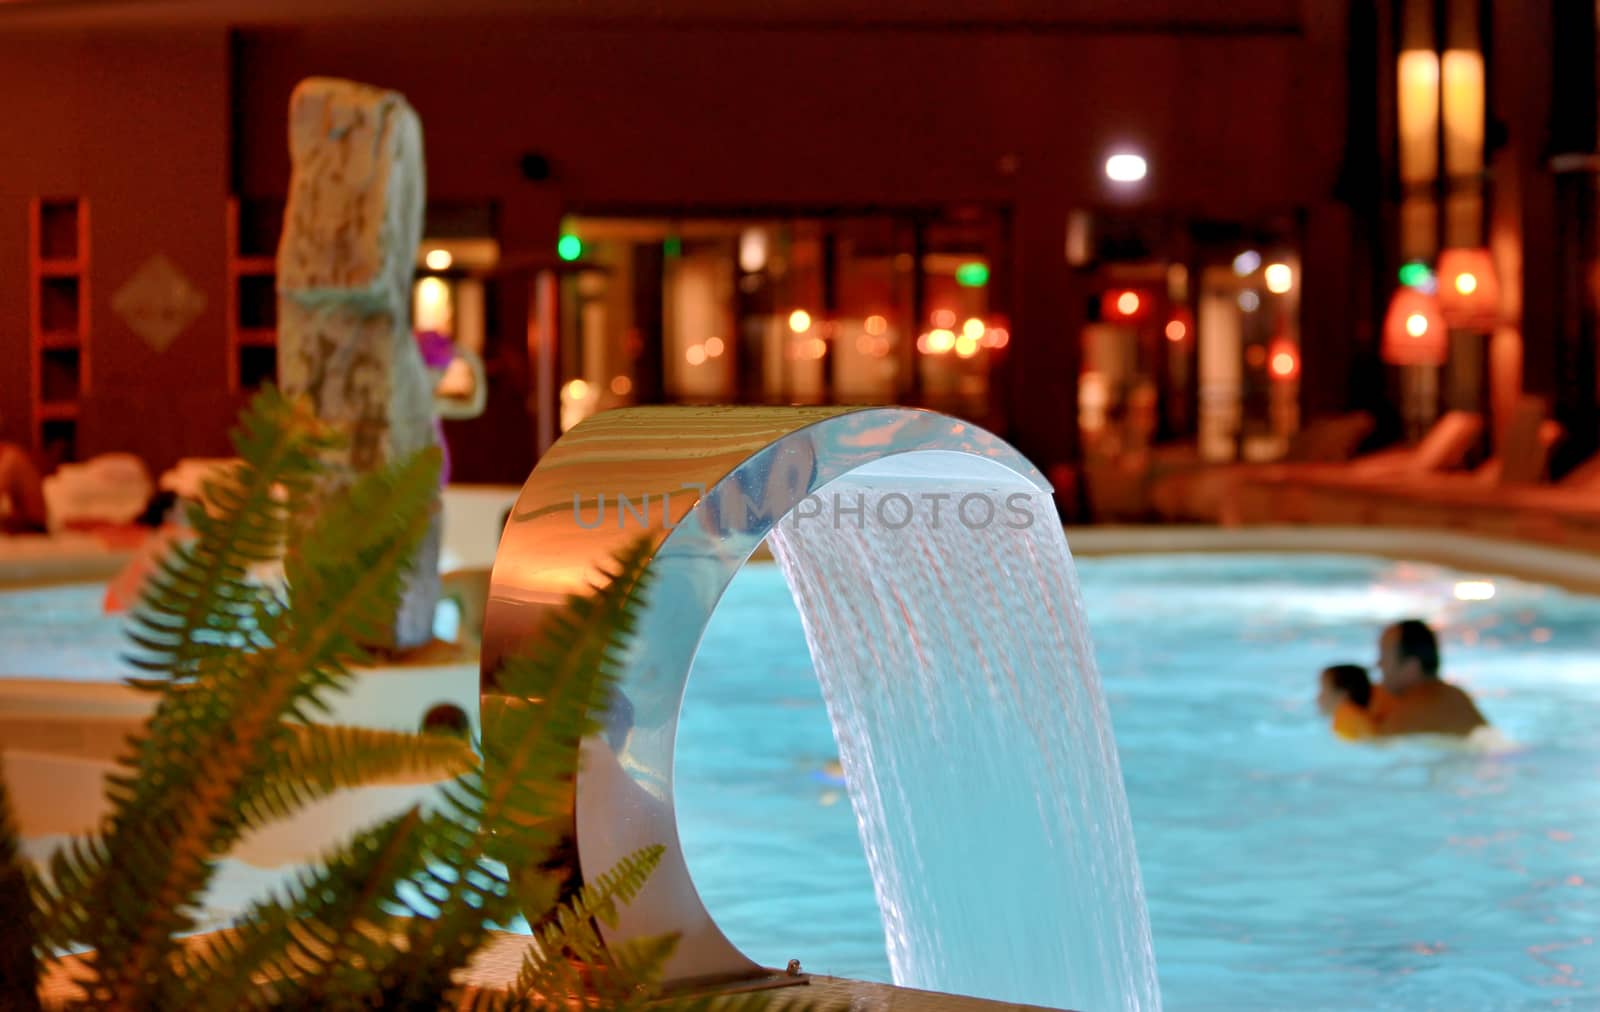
[675,553,1600,1010]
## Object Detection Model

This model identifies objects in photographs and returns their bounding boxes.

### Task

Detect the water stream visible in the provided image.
[766,469,1160,1010]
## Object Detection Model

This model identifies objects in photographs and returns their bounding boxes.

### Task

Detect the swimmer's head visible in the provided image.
[1319,663,1372,715]
[1380,619,1439,691]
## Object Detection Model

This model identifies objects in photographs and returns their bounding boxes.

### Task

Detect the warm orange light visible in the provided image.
[1382,287,1448,365]
[685,344,707,366]
[609,375,632,396]
[923,328,956,354]
[931,308,957,329]
[1442,50,1485,178]
[788,309,812,333]
[865,314,888,335]
[962,317,986,339]
[704,336,725,357]
[424,248,453,271]
[1165,320,1187,342]
[1269,340,1299,380]
[1398,50,1441,185]
[561,378,590,401]
[1436,247,1500,328]
[982,327,1010,349]
[805,337,827,359]
[415,276,449,327]
[954,334,980,358]
[1102,289,1150,321]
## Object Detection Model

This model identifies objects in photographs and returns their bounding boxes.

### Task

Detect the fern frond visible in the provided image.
[377,537,656,1004]
[166,807,432,1010]
[26,821,111,952]
[124,386,335,681]
[75,448,441,1008]
[513,931,678,1010]
[236,723,478,832]
[0,773,42,1011]
[512,844,666,998]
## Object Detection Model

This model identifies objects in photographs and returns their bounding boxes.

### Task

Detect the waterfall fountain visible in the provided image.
[482,407,1160,1010]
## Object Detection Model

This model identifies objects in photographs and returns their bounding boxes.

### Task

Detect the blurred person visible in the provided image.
[1371,619,1488,737]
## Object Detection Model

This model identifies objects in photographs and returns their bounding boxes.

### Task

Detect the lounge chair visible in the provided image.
[1224,410,1485,525]
[1149,412,1374,522]
[1441,449,1600,546]
[1307,396,1561,529]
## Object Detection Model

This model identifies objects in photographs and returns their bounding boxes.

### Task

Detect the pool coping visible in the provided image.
[743,523,1600,597]
[11,522,1600,596]
[1058,524,1600,596]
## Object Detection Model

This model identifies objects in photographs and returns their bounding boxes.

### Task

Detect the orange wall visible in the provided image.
[230,17,1336,477]
[234,21,1324,212]
[1,11,1340,479]
[0,26,234,472]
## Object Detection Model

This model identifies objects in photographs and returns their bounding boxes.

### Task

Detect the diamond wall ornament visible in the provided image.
[112,254,208,353]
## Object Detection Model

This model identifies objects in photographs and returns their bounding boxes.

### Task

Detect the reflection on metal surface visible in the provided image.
[482,406,1051,983]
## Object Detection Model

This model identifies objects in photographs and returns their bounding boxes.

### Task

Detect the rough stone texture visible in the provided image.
[276,77,440,650]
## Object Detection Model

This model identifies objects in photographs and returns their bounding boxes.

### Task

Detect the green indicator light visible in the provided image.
[1398,261,1431,288]
[557,234,583,262]
[955,262,990,287]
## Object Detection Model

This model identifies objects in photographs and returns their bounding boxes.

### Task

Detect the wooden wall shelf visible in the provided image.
[226,196,284,394]
[28,197,89,462]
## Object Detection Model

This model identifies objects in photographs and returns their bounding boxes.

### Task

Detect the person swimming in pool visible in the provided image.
[1370,619,1489,738]
[1317,663,1379,741]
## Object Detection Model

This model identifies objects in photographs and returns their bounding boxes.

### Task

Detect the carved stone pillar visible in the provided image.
[276,77,440,650]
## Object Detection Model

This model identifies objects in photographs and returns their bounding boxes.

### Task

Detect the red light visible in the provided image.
[1102,289,1150,321]
[1268,339,1299,379]
[1165,320,1187,342]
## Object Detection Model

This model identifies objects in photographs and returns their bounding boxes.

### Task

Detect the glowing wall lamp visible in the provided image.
[1382,287,1448,367]
[1268,339,1300,380]
[1164,310,1193,343]
[1397,50,1441,187]
[1435,247,1499,329]
[1101,289,1150,321]
[1441,51,1485,180]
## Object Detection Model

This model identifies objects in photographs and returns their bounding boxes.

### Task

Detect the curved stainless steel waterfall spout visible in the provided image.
[482,406,1053,985]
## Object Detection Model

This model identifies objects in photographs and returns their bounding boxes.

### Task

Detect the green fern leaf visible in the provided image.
[72,447,440,1008]
[123,386,334,681]
[375,537,655,1004]
[166,806,433,1010]
[236,724,477,832]
[510,845,667,1002]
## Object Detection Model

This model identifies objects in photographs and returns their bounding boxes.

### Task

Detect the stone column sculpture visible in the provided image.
[276,77,440,651]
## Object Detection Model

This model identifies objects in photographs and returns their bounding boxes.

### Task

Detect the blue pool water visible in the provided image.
[674,553,1600,1010]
